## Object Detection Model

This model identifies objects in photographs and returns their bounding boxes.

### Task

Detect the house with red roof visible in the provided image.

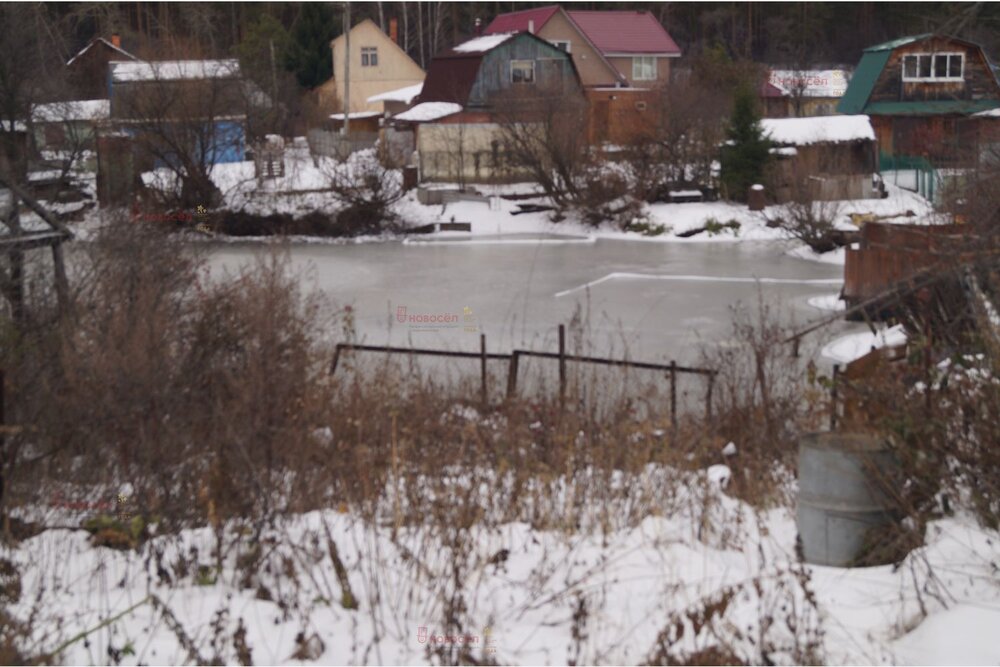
[483,6,679,144]
[483,5,681,88]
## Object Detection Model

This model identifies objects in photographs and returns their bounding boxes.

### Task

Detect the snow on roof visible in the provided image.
[760,115,875,146]
[768,70,850,98]
[0,120,27,132]
[367,83,424,105]
[329,111,381,120]
[111,59,241,83]
[32,99,110,123]
[452,33,515,54]
[393,102,462,122]
[974,107,1000,118]
[66,37,138,66]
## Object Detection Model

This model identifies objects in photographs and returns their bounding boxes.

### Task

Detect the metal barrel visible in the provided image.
[797,432,901,567]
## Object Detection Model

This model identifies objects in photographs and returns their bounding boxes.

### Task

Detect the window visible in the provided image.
[632,56,656,81]
[361,46,378,67]
[511,60,535,84]
[550,40,571,53]
[902,52,963,81]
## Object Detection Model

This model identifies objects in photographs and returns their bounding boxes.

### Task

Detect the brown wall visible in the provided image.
[870,37,1000,104]
[585,88,659,144]
[67,42,128,100]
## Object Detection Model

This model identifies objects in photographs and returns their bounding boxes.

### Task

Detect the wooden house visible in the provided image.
[838,34,1000,170]
[408,31,582,183]
[484,6,680,144]
[761,115,879,202]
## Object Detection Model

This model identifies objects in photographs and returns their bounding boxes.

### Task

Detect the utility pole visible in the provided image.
[343,1,351,136]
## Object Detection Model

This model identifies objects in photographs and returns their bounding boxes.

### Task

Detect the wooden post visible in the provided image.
[705,372,714,422]
[480,333,487,407]
[558,324,566,411]
[792,336,800,358]
[329,344,343,376]
[670,360,677,433]
[506,351,520,399]
[830,363,839,431]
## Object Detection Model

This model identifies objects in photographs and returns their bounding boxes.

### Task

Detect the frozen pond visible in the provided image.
[206,237,857,368]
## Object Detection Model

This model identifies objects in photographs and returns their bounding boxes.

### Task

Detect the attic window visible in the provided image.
[632,56,656,81]
[550,40,571,53]
[511,60,535,84]
[902,52,963,82]
[361,47,378,67]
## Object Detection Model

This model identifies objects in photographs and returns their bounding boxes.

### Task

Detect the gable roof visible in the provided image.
[66,37,138,67]
[330,18,425,78]
[419,31,576,106]
[483,5,560,34]
[761,115,875,146]
[567,10,680,55]
[839,33,1000,115]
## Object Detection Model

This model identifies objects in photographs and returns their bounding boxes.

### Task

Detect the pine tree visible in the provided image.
[720,85,772,202]
[285,3,338,89]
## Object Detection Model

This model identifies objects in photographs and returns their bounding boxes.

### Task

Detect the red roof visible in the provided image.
[483,5,560,35]
[759,80,788,98]
[566,11,680,55]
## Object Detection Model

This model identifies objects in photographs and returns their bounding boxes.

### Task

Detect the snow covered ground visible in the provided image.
[6,468,999,665]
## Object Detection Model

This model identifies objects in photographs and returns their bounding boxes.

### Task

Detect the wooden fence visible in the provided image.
[329,325,717,427]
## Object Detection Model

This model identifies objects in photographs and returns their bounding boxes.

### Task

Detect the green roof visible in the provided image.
[838,50,891,114]
[864,34,932,52]
[864,99,1000,115]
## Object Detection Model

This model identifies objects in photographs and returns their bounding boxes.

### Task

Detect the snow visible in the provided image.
[761,115,875,146]
[770,146,799,156]
[972,107,1000,118]
[329,111,381,120]
[393,102,462,122]
[367,83,424,105]
[8,473,1000,665]
[721,441,738,457]
[111,59,240,83]
[821,324,907,364]
[452,33,515,53]
[808,293,847,312]
[32,99,110,123]
[66,38,137,66]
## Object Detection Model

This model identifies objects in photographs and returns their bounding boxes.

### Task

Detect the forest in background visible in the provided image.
[44,2,1000,87]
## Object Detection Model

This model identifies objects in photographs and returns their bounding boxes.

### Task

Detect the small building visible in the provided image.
[838,34,1000,171]
[762,115,879,202]
[65,35,138,100]
[31,100,110,166]
[409,31,582,184]
[366,82,422,116]
[329,18,425,114]
[109,59,248,169]
[765,69,851,117]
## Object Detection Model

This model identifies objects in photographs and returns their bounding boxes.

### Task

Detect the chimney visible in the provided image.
[111,33,121,49]
[474,18,482,36]
[389,17,398,44]
[528,19,535,34]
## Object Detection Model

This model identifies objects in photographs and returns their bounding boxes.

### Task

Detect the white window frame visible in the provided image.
[902,52,964,82]
[361,46,378,67]
[510,59,535,84]
[632,56,656,81]
[550,40,571,53]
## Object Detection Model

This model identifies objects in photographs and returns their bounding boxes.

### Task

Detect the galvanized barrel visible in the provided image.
[797,432,901,567]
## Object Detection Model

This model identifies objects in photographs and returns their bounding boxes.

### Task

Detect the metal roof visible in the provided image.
[837,50,891,114]
[483,5,560,35]
[566,10,680,55]
[863,34,932,52]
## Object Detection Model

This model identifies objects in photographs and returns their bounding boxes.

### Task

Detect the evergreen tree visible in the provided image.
[285,3,338,89]
[719,85,772,202]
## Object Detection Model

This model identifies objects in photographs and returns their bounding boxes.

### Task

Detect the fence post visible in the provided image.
[705,372,714,423]
[558,325,566,411]
[830,363,839,430]
[330,344,343,376]
[480,334,488,407]
[670,360,677,434]
[506,351,520,399]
